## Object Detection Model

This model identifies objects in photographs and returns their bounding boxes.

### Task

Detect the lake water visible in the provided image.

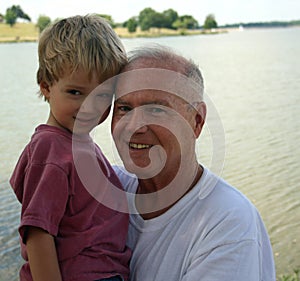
[1,27,300,279]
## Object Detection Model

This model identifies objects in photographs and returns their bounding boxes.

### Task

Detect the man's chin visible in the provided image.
[123,161,148,174]
[122,159,164,180]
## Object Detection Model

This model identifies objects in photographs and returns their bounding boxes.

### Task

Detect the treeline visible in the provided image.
[220,20,300,28]
[1,4,299,34]
[116,10,217,32]
[122,8,201,32]
[0,4,219,33]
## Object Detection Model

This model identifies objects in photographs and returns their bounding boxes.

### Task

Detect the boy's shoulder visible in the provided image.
[28,124,74,163]
[32,124,72,141]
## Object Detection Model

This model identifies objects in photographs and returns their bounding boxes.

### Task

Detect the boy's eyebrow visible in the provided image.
[64,84,88,90]
[65,83,113,92]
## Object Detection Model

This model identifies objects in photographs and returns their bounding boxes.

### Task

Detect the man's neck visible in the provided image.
[136,163,203,220]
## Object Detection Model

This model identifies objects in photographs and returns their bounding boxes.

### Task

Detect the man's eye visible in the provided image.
[145,106,166,114]
[118,106,131,112]
[68,90,81,96]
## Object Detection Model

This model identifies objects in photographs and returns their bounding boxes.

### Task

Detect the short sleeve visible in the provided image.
[19,162,69,242]
[112,165,138,193]
[181,240,260,281]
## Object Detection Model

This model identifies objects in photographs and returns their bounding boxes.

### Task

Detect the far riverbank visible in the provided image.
[0,22,228,43]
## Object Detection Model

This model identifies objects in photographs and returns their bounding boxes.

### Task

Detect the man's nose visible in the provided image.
[125,108,148,134]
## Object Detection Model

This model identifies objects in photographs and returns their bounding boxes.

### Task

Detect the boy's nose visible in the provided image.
[79,97,93,113]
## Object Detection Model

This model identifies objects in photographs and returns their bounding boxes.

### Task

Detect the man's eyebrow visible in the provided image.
[114,98,130,105]
[115,98,171,107]
[144,100,170,107]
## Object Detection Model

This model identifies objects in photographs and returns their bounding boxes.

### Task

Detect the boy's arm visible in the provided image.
[26,226,62,281]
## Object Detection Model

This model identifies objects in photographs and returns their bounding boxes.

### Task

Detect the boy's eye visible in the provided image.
[96,93,112,99]
[68,90,81,96]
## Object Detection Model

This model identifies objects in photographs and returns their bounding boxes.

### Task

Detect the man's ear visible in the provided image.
[194,102,206,138]
[40,81,50,101]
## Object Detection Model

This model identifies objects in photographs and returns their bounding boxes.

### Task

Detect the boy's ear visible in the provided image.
[194,102,206,138]
[40,81,50,100]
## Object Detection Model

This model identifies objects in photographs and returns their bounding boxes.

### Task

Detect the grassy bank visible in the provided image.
[114,26,226,38]
[0,22,226,43]
[0,22,39,42]
[278,269,299,281]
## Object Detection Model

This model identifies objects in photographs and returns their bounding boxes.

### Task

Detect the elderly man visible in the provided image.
[111,45,275,281]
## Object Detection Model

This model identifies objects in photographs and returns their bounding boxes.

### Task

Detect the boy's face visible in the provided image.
[41,67,114,134]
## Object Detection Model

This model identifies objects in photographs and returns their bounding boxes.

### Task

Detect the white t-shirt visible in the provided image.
[114,166,276,281]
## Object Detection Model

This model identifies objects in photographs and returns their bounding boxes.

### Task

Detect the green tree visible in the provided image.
[136,7,197,31]
[204,14,218,29]
[138,7,157,31]
[172,15,198,30]
[36,15,51,33]
[151,12,165,28]
[5,8,17,26]
[11,5,31,21]
[162,9,178,29]
[126,17,138,33]
[5,5,31,26]
[97,14,116,28]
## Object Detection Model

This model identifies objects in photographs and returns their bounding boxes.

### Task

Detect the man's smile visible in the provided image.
[129,143,153,150]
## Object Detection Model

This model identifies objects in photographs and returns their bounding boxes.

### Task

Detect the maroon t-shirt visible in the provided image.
[10,125,131,281]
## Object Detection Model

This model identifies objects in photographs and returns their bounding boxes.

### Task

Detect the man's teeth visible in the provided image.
[129,143,151,149]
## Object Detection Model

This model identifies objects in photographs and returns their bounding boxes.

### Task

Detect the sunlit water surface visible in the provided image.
[0,27,299,279]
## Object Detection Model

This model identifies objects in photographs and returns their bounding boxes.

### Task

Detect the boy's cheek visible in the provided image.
[98,106,111,124]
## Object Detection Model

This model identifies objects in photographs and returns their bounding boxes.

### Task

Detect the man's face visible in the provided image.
[111,67,203,179]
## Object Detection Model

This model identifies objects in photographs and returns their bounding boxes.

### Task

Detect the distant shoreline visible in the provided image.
[0,22,299,44]
[0,36,38,43]
[0,24,227,43]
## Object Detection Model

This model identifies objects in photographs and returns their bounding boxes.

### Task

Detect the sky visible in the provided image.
[0,0,299,26]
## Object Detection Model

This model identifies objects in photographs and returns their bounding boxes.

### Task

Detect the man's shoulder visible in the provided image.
[198,168,258,223]
[191,169,266,247]
[113,165,138,193]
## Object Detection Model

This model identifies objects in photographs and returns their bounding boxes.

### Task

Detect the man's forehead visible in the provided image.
[124,56,186,71]
[118,57,186,86]
[115,89,183,105]
[115,67,201,106]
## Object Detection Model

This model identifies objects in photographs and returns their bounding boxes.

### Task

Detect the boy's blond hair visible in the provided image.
[37,14,127,98]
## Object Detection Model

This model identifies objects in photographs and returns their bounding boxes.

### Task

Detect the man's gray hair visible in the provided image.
[127,44,204,98]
